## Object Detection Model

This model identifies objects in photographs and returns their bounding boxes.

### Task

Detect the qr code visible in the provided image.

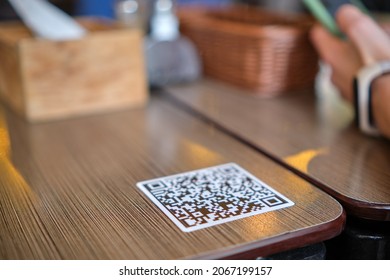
[137,163,294,232]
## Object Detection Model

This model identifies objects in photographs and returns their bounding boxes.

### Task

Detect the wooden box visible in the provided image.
[0,18,148,122]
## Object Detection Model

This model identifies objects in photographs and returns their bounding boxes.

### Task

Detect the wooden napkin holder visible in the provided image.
[0,18,148,122]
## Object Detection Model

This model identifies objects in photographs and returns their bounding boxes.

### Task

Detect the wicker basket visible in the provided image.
[179,6,319,96]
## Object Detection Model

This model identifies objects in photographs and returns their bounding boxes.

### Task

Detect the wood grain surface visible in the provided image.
[165,80,390,221]
[0,94,344,259]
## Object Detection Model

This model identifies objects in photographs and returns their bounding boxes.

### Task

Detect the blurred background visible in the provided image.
[1,0,390,22]
[0,0,231,20]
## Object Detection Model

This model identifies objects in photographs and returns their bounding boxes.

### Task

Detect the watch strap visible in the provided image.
[354,61,390,136]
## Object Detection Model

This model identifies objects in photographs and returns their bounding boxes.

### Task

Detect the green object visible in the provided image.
[303,0,343,37]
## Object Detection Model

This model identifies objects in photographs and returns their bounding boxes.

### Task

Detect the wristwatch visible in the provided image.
[353,60,390,136]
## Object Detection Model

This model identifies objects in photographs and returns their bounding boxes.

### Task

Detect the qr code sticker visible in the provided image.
[137,163,294,232]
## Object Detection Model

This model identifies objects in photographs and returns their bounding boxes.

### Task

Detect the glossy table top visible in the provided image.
[166,79,390,221]
[0,94,344,259]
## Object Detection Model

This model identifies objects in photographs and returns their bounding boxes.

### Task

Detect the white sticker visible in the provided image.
[137,163,294,232]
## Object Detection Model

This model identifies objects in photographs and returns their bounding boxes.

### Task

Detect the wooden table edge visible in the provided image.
[189,209,347,260]
[305,175,390,221]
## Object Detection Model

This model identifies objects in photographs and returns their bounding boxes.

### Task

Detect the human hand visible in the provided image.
[310,4,390,102]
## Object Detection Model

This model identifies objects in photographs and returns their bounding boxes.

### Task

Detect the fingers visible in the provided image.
[310,24,361,102]
[330,70,354,102]
[310,25,345,64]
[336,4,390,64]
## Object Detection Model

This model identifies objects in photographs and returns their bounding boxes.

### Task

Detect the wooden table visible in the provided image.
[165,80,390,221]
[0,94,344,259]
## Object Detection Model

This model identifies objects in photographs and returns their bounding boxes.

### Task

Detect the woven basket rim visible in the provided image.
[184,17,310,39]
[180,7,314,39]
